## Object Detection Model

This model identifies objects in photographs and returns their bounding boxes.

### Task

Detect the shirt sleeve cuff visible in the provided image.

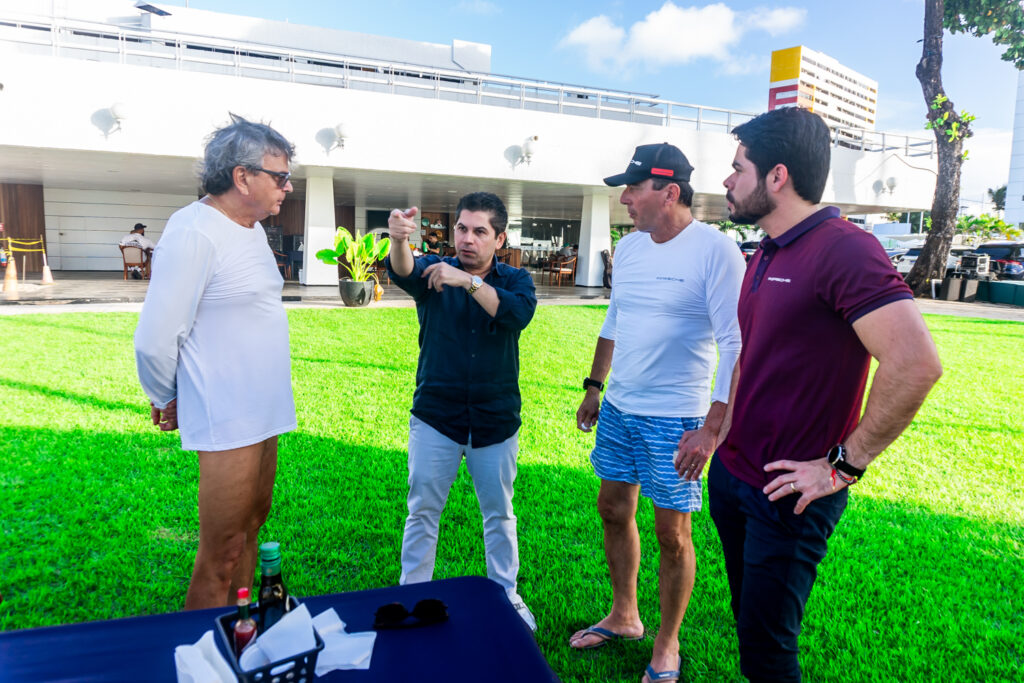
[846,291,914,324]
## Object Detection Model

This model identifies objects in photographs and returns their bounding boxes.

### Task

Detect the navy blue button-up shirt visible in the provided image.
[386,254,537,447]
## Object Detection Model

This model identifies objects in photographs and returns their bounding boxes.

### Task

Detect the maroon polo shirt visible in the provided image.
[717,207,913,488]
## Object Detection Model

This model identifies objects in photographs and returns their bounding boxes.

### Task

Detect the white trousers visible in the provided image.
[399,415,520,593]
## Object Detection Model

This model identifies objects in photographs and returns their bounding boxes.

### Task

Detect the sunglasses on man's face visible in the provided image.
[373,599,449,629]
[252,167,292,188]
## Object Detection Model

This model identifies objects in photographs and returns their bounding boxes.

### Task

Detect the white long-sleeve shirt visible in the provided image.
[134,201,296,452]
[600,220,744,417]
[119,233,156,250]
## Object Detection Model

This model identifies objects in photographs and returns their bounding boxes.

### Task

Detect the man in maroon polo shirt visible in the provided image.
[693,108,943,682]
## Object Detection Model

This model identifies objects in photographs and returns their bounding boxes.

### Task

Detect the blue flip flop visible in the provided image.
[570,625,644,650]
[643,655,681,682]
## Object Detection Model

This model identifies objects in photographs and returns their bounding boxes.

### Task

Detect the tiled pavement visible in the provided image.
[2,270,1023,321]
[0,270,609,312]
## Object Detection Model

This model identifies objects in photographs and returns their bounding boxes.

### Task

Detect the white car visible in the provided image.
[895,246,971,276]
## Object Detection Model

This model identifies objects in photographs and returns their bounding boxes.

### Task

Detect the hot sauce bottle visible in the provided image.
[233,587,258,656]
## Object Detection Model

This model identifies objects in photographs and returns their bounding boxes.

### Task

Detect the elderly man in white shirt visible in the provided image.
[134,115,297,610]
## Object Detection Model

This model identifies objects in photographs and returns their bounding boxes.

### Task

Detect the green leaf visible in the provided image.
[357,233,375,263]
[315,248,339,265]
[335,227,355,251]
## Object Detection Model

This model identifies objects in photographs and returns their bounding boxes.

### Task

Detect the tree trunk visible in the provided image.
[906,0,964,295]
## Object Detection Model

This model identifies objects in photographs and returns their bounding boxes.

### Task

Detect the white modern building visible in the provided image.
[1005,70,1024,228]
[0,1,937,286]
[769,46,878,131]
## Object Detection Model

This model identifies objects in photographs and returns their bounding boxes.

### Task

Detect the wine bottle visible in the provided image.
[257,542,291,631]
[233,587,258,657]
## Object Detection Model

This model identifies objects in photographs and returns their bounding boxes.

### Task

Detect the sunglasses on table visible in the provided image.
[252,167,292,188]
[373,599,449,629]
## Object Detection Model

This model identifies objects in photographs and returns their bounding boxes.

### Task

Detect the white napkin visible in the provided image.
[174,605,377,681]
[174,630,235,683]
[255,603,317,663]
[311,608,377,675]
[238,603,316,674]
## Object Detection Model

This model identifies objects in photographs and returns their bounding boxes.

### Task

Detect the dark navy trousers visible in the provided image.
[708,455,848,683]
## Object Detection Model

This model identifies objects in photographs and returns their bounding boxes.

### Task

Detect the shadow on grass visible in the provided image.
[0,377,143,414]
[909,418,1024,437]
[924,317,1024,329]
[1,424,1021,682]
[292,356,406,373]
[937,329,1024,341]
[0,315,135,341]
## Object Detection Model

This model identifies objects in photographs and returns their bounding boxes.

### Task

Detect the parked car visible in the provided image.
[885,247,909,268]
[971,242,1024,280]
[895,245,972,277]
[738,241,760,261]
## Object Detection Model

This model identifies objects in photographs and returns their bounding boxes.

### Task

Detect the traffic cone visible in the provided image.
[40,251,54,285]
[2,257,18,299]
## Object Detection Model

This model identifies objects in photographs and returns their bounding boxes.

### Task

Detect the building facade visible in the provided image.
[0,2,934,286]
[1005,70,1024,228]
[769,46,878,131]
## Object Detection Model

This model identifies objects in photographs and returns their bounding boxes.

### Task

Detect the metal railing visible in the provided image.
[0,13,935,156]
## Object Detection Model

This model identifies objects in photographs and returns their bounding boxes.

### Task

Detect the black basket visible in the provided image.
[214,596,325,683]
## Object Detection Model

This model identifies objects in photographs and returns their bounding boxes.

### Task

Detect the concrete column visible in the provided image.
[506,187,523,247]
[301,167,337,285]
[576,188,612,286]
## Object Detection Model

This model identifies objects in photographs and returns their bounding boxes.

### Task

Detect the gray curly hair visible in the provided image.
[200,114,295,196]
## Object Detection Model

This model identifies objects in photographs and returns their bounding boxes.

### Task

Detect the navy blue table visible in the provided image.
[0,576,559,682]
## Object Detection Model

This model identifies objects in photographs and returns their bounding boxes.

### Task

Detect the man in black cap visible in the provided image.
[118,223,156,279]
[569,143,745,683]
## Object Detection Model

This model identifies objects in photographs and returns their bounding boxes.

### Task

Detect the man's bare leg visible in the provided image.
[642,506,695,680]
[184,438,277,609]
[230,436,278,598]
[569,480,645,647]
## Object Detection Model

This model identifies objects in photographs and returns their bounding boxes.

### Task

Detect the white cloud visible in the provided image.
[560,2,805,74]
[622,3,736,66]
[561,15,626,71]
[454,0,500,15]
[742,8,806,36]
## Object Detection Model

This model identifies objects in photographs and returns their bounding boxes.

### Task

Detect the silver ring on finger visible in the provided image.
[790,482,797,492]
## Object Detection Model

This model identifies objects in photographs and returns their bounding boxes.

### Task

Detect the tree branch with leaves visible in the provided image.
[905,0,1024,295]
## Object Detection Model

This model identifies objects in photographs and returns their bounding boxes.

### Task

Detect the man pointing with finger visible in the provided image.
[386,192,539,630]
[570,143,743,682]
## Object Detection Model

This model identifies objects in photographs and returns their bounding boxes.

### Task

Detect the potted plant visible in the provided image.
[316,227,391,307]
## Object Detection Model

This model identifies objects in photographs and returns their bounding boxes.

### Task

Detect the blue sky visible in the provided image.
[164,0,1019,208]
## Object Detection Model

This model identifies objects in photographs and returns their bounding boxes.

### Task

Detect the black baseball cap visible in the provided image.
[603,142,694,186]
[133,223,147,231]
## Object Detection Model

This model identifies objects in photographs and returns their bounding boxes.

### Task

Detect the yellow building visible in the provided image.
[769,46,878,130]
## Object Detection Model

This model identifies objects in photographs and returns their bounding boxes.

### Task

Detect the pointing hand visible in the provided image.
[388,207,420,243]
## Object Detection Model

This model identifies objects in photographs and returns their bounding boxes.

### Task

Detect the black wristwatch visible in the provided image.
[826,444,865,480]
[582,378,604,392]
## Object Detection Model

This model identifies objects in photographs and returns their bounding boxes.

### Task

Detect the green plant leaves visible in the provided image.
[314,227,390,282]
[314,249,338,265]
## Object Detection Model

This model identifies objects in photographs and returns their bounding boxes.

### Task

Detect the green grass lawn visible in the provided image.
[0,307,1021,681]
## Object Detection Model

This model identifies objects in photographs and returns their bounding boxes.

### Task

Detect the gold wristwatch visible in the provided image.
[468,275,483,295]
